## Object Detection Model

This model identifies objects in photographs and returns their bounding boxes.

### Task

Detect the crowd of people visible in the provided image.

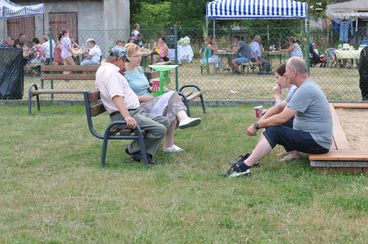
[201,34,307,75]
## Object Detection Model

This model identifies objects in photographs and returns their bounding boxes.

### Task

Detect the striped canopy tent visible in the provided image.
[0,0,44,19]
[206,0,308,20]
[205,0,310,67]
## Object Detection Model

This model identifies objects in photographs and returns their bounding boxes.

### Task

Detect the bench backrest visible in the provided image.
[84,90,106,139]
[41,65,99,81]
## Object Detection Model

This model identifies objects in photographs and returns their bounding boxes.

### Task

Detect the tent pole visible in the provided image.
[213,20,215,39]
[42,14,45,35]
[305,18,310,74]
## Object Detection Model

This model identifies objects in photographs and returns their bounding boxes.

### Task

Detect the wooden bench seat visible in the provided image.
[28,65,99,115]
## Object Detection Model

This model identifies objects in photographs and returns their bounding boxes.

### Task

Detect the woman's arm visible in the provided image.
[138,95,154,103]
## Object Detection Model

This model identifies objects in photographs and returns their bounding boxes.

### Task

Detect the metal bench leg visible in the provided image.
[138,133,148,165]
[100,136,109,167]
[28,83,38,115]
[36,95,40,111]
[199,94,206,114]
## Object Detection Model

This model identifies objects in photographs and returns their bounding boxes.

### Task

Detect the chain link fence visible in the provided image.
[0,25,367,102]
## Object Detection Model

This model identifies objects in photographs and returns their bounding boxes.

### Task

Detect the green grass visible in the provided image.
[1,104,368,243]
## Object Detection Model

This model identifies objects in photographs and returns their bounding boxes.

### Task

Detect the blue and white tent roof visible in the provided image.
[0,0,44,19]
[206,0,308,20]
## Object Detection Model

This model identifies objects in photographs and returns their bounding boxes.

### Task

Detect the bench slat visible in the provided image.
[41,65,99,72]
[88,90,101,103]
[90,102,106,117]
[186,91,202,101]
[41,73,96,80]
[32,89,88,95]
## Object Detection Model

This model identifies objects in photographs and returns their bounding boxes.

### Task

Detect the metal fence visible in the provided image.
[0,25,367,102]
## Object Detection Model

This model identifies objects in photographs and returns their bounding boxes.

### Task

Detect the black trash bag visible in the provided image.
[0,48,24,99]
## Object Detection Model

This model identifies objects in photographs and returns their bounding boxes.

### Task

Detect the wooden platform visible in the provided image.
[309,103,368,173]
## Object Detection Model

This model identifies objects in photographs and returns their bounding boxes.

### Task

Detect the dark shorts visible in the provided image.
[263,125,329,154]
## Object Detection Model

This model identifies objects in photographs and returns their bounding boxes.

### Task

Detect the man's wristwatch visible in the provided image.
[253,123,260,130]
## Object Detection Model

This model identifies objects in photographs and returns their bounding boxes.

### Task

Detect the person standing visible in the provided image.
[225,57,332,177]
[282,36,304,58]
[131,23,140,41]
[95,46,169,163]
[359,46,368,101]
[41,34,56,65]
[60,30,75,67]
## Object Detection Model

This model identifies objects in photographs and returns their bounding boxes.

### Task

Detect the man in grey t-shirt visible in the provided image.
[225,57,332,177]
[230,36,252,74]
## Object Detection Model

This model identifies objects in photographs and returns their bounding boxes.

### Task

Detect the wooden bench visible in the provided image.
[28,65,99,115]
[309,103,368,173]
[178,84,206,117]
[144,69,206,117]
[84,90,148,166]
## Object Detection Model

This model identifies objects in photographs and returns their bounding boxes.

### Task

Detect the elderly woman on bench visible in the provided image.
[124,43,201,153]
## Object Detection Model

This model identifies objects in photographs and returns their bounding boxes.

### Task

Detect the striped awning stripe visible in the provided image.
[0,0,44,19]
[206,0,308,20]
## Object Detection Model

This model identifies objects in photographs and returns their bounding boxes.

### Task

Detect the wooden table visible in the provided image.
[265,50,288,69]
[214,50,236,71]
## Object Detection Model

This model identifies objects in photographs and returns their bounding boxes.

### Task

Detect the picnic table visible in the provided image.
[214,49,236,71]
[265,50,288,69]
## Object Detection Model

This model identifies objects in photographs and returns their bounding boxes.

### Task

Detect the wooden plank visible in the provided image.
[329,104,351,150]
[32,89,88,95]
[41,73,96,80]
[90,102,106,117]
[310,150,368,161]
[88,90,101,103]
[41,65,99,72]
[333,103,368,109]
[315,167,364,174]
[186,91,202,101]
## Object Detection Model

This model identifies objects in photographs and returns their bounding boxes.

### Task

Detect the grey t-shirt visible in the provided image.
[238,41,252,59]
[287,79,332,149]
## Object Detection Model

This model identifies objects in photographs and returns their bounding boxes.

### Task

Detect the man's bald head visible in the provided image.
[287,57,307,75]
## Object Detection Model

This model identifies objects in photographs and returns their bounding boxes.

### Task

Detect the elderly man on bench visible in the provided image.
[95,46,169,164]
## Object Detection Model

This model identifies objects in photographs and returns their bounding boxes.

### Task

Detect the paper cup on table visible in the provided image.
[152,79,160,91]
[254,106,263,118]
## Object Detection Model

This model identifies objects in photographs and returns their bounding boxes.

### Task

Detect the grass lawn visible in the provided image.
[1,104,368,242]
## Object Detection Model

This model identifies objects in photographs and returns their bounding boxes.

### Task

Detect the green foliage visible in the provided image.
[132,1,171,29]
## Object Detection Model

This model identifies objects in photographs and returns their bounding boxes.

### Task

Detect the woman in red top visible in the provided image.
[153,37,169,62]
[53,33,63,65]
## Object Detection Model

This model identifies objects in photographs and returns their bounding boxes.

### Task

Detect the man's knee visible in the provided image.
[263,126,284,148]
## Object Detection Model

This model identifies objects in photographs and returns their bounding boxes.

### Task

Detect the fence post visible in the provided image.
[174,25,179,91]
[49,28,53,65]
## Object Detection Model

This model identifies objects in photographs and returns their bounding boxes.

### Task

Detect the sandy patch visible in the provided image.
[335,109,368,151]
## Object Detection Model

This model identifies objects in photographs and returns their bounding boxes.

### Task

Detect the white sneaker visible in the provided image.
[179,117,201,129]
[163,144,184,153]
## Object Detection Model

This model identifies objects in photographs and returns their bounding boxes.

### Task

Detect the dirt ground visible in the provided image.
[335,109,368,151]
